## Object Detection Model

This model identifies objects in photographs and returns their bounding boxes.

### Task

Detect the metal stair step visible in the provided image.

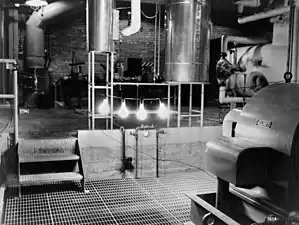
[19,153,79,163]
[19,172,83,185]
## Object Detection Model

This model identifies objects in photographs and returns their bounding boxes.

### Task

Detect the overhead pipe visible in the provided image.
[238,7,289,24]
[221,35,270,53]
[26,0,85,68]
[121,0,141,36]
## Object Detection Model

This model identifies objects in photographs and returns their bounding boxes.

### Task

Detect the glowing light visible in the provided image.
[98,98,110,115]
[136,102,148,121]
[25,0,48,7]
[157,101,169,119]
[118,101,129,119]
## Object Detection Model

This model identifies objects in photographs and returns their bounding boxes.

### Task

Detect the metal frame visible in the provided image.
[0,59,18,145]
[88,51,114,130]
[87,52,206,129]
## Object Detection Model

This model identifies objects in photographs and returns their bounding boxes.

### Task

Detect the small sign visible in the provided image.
[256,120,272,128]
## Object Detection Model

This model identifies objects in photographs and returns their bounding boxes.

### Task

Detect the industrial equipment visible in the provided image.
[188,83,299,224]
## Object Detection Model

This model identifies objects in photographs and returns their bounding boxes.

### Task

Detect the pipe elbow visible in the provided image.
[121,0,141,36]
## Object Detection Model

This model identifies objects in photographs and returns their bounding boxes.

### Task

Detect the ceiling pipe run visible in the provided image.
[238,7,289,24]
[121,0,141,36]
[26,0,85,68]
[221,35,270,53]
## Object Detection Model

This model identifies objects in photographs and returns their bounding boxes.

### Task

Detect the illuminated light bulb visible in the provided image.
[25,0,48,7]
[118,101,129,119]
[157,101,169,119]
[98,98,110,115]
[136,102,148,121]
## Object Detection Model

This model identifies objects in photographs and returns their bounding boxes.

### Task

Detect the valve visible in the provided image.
[284,72,293,83]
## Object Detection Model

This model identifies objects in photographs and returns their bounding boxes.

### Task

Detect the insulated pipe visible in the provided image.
[121,0,141,36]
[219,86,250,104]
[26,0,85,68]
[238,7,289,24]
[221,35,269,53]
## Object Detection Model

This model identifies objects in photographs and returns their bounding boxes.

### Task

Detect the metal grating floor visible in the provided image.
[3,172,216,225]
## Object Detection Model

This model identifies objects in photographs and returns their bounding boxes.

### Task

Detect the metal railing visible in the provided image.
[0,59,18,145]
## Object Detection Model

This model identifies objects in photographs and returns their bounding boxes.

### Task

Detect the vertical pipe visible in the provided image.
[157,5,161,77]
[292,7,299,82]
[188,84,193,127]
[0,8,5,100]
[156,129,159,178]
[13,68,18,146]
[167,84,170,127]
[88,53,91,129]
[110,53,114,130]
[91,51,95,130]
[153,2,158,79]
[86,0,89,51]
[121,127,126,179]
[177,84,181,128]
[135,130,138,179]
[106,53,109,129]
[200,83,204,127]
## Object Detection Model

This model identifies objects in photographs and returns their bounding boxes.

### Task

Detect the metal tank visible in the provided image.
[226,44,288,97]
[165,0,211,82]
[87,0,114,52]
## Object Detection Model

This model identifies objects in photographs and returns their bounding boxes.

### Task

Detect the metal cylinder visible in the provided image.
[87,0,114,52]
[165,0,211,82]
[0,8,6,96]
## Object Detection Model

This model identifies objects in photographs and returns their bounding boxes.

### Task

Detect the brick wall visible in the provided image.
[47,13,246,82]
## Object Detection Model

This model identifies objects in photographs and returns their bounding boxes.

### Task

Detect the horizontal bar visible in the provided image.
[111,82,171,86]
[90,86,112,90]
[0,94,15,99]
[0,104,11,108]
[0,59,16,64]
[180,114,201,118]
[191,109,202,113]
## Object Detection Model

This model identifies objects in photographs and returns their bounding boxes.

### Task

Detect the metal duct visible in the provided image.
[26,0,85,68]
[87,0,114,52]
[165,0,211,82]
[0,7,6,96]
[121,0,141,36]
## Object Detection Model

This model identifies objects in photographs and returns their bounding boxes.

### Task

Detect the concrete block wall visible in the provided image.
[78,126,222,180]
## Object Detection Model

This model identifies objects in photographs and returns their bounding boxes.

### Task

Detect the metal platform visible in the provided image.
[3,172,216,225]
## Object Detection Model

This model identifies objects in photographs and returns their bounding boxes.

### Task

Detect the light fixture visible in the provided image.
[25,0,48,7]
[157,101,169,119]
[136,101,148,121]
[118,100,129,119]
[98,98,110,115]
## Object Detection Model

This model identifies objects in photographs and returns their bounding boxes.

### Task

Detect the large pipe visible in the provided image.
[221,35,270,53]
[121,0,141,36]
[87,0,114,52]
[238,7,289,24]
[26,0,85,68]
[165,0,211,82]
[0,7,6,97]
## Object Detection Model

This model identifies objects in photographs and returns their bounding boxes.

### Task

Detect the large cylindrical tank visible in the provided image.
[226,44,288,97]
[87,0,114,52]
[165,0,211,82]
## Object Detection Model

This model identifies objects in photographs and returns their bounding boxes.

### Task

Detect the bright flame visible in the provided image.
[98,98,110,115]
[136,102,148,121]
[157,101,169,119]
[118,101,129,119]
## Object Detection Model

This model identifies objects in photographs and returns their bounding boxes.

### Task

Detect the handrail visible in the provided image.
[0,59,18,146]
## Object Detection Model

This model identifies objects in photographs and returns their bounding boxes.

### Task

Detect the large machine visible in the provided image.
[188,83,299,224]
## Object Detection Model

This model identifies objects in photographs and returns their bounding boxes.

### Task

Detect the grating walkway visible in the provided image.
[3,172,216,225]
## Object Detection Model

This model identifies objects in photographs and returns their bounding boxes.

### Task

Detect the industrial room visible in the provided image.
[1,0,299,224]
